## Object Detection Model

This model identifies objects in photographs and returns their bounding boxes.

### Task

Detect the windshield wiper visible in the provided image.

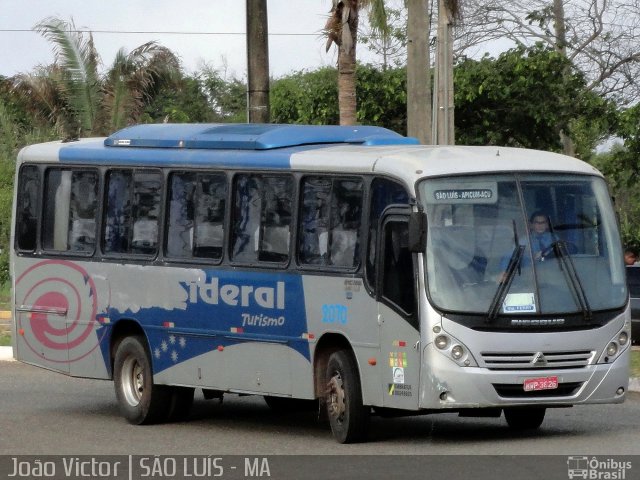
[549,240,592,321]
[543,217,592,321]
[487,220,524,323]
[487,245,524,323]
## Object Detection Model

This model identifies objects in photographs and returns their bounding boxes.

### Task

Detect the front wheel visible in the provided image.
[113,336,172,424]
[325,350,369,443]
[504,407,546,430]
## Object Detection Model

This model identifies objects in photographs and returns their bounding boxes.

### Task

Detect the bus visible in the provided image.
[11,123,631,443]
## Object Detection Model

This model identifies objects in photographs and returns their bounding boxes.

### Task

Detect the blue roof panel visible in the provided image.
[58,141,329,169]
[105,123,418,150]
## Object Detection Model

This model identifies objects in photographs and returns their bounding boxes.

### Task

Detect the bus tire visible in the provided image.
[113,336,172,425]
[167,387,195,422]
[504,407,546,430]
[325,350,369,443]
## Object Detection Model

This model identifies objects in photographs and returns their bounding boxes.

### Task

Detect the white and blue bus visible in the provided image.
[11,124,631,443]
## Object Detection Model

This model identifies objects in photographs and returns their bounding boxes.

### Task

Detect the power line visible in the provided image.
[0,28,319,36]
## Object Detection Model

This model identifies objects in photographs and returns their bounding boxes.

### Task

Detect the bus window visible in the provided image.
[366,178,409,289]
[231,174,293,263]
[167,172,227,260]
[42,169,98,253]
[104,170,162,255]
[16,165,40,252]
[299,176,363,268]
[380,219,416,318]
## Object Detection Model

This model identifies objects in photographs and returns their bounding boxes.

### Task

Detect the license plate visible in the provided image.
[523,376,558,392]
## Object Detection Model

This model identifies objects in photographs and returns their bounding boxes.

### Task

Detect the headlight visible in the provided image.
[431,330,477,366]
[606,342,618,357]
[618,331,628,346]
[435,335,449,350]
[451,345,464,360]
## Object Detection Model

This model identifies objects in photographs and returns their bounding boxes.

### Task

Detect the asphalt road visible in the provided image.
[0,361,639,457]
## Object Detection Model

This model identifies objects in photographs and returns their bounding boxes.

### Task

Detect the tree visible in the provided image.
[271,68,339,125]
[271,65,407,132]
[471,0,640,106]
[454,45,613,151]
[199,65,247,123]
[324,0,389,125]
[143,76,215,124]
[0,99,56,283]
[12,17,180,140]
[103,42,181,131]
[593,104,640,248]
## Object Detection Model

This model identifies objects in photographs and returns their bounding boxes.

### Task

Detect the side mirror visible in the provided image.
[408,212,427,252]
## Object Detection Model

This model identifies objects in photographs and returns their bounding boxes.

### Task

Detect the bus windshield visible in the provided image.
[419,173,627,316]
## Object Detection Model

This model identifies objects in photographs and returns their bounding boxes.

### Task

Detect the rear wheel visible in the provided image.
[504,407,546,430]
[113,336,172,424]
[325,350,369,443]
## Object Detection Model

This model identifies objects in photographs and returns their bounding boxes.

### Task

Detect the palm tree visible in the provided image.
[103,42,181,132]
[12,17,180,140]
[324,0,389,125]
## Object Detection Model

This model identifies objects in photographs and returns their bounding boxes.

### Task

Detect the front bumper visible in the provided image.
[419,343,629,409]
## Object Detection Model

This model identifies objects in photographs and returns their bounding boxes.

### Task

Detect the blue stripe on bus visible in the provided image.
[58,142,327,169]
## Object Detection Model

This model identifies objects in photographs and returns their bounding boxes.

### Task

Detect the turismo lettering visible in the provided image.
[185,278,285,310]
[242,313,286,327]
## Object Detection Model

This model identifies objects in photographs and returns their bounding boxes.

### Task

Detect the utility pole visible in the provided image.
[406,0,431,144]
[553,0,575,156]
[246,0,270,123]
[433,0,455,145]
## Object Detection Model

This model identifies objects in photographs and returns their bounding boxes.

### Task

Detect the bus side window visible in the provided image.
[299,177,331,265]
[166,172,227,260]
[16,166,40,252]
[366,178,409,290]
[104,170,162,255]
[298,176,363,268]
[193,174,227,259]
[167,172,196,258]
[259,176,293,262]
[232,174,292,263]
[104,171,132,254]
[330,178,363,267]
[42,169,98,253]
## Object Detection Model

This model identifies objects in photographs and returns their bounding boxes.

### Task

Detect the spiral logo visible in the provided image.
[16,260,104,363]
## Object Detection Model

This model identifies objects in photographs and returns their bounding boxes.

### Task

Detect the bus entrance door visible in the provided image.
[376,214,421,409]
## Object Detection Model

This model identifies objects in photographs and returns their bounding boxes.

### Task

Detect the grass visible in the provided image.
[0,330,10,346]
[631,349,640,378]
[0,281,10,345]
[0,281,10,310]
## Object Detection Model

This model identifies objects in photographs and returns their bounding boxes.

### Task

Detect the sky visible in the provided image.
[0,0,379,79]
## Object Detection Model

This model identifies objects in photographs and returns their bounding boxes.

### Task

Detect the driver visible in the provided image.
[529,211,553,261]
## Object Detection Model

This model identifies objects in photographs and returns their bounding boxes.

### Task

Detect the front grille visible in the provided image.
[493,382,583,398]
[481,350,595,370]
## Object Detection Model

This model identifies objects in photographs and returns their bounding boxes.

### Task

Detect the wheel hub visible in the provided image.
[121,357,144,407]
[327,373,346,421]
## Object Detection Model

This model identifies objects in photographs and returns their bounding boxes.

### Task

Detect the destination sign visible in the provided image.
[434,189,493,201]
[423,180,498,205]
